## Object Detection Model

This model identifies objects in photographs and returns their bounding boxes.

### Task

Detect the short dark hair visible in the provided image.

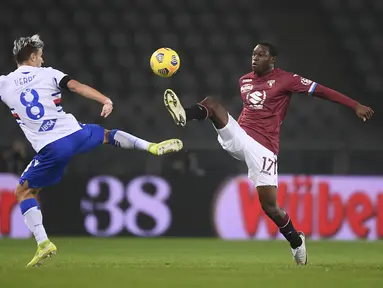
[258,42,278,57]
[13,34,44,64]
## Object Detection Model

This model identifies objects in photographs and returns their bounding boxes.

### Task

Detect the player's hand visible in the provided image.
[101,99,113,118]
[355,103,374,122]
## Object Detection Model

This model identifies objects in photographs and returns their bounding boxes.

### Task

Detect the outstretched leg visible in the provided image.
[103,128,183,156]
[164,89,245,160]
[15,181,57,267]
[164,89,228,129]
[257,185,307,265]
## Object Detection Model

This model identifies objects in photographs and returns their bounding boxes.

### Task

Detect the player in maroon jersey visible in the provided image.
[163,42,374,265]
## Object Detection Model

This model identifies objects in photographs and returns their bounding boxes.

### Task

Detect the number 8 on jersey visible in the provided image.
[20,88,45,120]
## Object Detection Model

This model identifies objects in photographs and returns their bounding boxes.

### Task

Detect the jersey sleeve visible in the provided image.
[45,67,68,89]
[285,72,318,96]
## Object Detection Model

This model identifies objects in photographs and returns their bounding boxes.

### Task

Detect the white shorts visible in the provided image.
[216,114,278,187]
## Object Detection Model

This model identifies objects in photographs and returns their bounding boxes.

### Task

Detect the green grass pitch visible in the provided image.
[0,238,382,287]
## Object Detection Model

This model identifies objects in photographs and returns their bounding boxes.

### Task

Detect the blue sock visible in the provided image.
[108,129,150,150]
[20,198,39,215]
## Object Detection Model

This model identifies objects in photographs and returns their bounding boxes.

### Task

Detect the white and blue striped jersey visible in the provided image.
[0,65,81,152]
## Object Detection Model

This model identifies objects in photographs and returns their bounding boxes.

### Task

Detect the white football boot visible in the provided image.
[291,232,308,265]
[164,89,187,127]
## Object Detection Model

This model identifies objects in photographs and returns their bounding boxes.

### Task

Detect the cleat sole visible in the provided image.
[164,89,186,127]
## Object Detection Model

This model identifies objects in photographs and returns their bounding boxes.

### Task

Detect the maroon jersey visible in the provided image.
[238,68,317,154]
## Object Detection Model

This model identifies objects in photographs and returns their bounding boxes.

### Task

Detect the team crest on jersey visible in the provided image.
[241,84,253,93]
[267,80,275,87]
[300,77,312,85]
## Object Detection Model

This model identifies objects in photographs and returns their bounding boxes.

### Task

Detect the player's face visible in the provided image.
[31,49,44,67]
[252,45,274,75]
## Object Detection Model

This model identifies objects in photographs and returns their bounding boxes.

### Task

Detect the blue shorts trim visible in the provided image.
[20,124,104,188]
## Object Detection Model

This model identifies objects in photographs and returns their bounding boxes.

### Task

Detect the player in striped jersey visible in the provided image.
[0,34,183,267]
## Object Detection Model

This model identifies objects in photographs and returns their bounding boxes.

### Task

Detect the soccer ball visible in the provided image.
[150,48,180,77]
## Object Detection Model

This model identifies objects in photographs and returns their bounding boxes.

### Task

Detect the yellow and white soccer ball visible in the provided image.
[150,48,180,77]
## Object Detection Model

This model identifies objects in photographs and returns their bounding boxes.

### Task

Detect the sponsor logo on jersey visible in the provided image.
[241,84,253,93]
[242,79,252,83]
[38,119,57,132]
[247,90,267,109]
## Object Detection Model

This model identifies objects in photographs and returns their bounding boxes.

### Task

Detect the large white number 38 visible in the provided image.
[82,176,171,237]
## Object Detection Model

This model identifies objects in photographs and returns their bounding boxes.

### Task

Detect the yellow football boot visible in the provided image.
[26,240,57,268]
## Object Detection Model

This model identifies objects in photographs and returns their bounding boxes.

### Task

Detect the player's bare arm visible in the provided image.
[67,79,113,118]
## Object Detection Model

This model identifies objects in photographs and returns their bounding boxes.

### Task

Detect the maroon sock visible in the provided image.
[185,104,209,121]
